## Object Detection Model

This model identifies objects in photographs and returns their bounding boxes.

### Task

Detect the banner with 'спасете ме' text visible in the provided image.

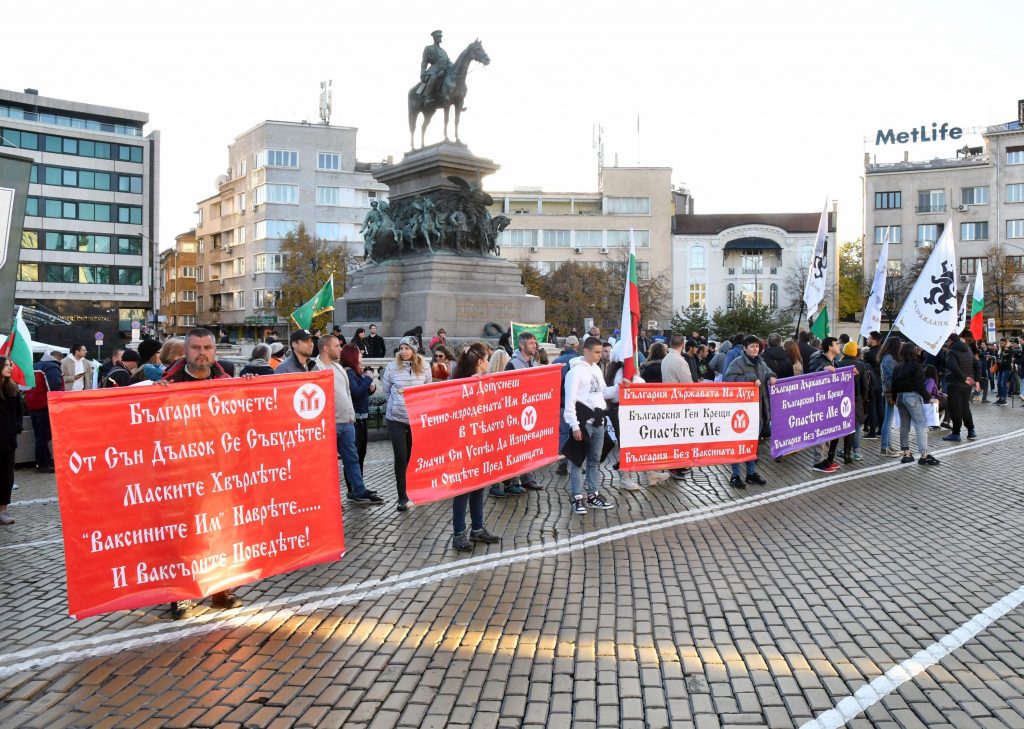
[403,365,561,504]
[617,382,760,471]
[49,370,345,619]
[768,367,856,458]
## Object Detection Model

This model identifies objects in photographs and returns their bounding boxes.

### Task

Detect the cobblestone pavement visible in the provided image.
[2,398,1024,728]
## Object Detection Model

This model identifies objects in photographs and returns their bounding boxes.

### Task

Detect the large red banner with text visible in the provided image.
[617,382,760,471]
[404,365,561,504]
[48,370,345,619]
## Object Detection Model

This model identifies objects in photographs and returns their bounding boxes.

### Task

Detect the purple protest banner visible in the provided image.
[768,367,856,458]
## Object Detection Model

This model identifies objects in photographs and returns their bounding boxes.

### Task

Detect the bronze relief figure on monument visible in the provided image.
[338,32,544,339]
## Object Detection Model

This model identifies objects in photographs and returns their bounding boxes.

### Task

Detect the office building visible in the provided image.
[194,120,386,340]
[2,87,159,347]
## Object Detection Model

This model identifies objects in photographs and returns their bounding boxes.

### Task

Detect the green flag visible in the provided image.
[290,276,335,330]
[809,306,830,339]
[510,321,550,344]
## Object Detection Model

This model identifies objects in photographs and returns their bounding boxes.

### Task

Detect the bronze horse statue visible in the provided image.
[408,40,490,150]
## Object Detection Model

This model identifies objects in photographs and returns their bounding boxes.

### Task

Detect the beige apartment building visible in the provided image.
[865,111,1024,327]
[194,120,386,340]
[159,229,197,336]
[488,166,681,322]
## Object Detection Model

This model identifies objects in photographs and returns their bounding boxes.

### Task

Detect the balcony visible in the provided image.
[916,204,946,214]
[741,266,764,275]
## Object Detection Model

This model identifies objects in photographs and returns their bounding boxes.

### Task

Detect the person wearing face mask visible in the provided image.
[722,335,776,489]
[381,336,433,511]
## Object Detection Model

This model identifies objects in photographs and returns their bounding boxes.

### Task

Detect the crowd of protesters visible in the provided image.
[6,321,1024,618]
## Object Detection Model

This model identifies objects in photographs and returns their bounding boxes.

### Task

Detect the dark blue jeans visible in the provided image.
[30,409,52,467]
[336,422,368,498]
[453,488,485,535]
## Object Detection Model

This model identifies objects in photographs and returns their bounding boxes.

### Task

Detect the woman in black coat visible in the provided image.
[0,356,23,525]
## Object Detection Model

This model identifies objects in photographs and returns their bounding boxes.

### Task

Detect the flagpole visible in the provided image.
[794,301,806,340]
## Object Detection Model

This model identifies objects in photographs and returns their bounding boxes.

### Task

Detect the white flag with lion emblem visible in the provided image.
[894,219,958,355]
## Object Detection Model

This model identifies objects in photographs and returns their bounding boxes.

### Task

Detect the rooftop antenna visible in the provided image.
[592,123,604,179]
[319,80,333,125]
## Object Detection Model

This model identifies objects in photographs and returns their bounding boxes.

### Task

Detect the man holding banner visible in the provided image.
[505,331,543,491]
[723,336,775,488]
[564,337,618,514]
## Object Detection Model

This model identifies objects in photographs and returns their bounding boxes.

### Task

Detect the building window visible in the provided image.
[961,186,989,206]
[116,145,144,163]
[46,264,76,283]
[117,268,143,285]
[317,152,341,170]
[636,261,651,280]
[502,229,537,247]
[117,174,143,194]
[21,231,38,249]
[117,206,143,225]
[741,253,763,275]
[253,289,283,309]
[959,257,987,275]
[605,229,650,248]
[180,290,197,302]
[917,190,945,213]
[875,225,902,245]
[543,230,571,247]
[78,265,110,284]
[887,260,902,276]
[605,196,650,214]
[1008,220,1024,239]
[254,253,285,273]
[573,230,602,248]
[739,283,763,305]
[17,263,38,282]
[37,164,113,191]
[801,245,812,266]
[1008,183,1024,203]
[180,242,195,253]
[254,184,299,205]
[255,149,299,168]
[180,266,197,278]
[197,296,204,312]
[769,283,779,310]
[960,222,989,241]
[316,186,341,206]
[117,237,142,255]
[688,283,706,308]
[316,222,342,241]
[197,266,204,282]
[916,223,942,247]
[726,283,735,310]
[1007,147,1024,165]
[254,220,298,240]
[875,191,901,209]
[690,245,705,269]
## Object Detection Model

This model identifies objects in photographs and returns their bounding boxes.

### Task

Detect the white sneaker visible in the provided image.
[646,470,670,485]
[0,512,14,525]
[618,474,641,491]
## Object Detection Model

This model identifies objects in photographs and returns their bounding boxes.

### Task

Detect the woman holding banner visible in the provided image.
[382,337,433,511]
[0,357,23,525]
[449,347,502,551]
[891,342,940,466]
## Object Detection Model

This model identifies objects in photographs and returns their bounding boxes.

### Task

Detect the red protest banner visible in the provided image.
[617,382,759,471]
[48,370,345,619]
[404,365,561,504]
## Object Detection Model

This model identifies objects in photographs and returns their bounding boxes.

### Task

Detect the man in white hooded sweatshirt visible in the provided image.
[564,337,618,514]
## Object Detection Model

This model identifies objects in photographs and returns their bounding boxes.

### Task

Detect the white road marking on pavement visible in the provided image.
[0,427,1020,678]
[0,538,62,552]
[800,584,1024,729]
[11,497,58,506]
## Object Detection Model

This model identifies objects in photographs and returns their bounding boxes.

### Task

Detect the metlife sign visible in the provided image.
[875,122,963,146]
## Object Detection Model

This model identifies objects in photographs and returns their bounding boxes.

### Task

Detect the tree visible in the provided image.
[710,298,788,340]
[670,304,711,338]
[983,245,1024,331]
[837,240,867,321]
[275,223,352,331]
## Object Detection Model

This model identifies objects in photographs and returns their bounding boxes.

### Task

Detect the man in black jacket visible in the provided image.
[808,337,843,472]
[797,330,815,374]
[942,332,977,441]
[862,331,883,438]
[762,333,793,379]
[365,324,387,358]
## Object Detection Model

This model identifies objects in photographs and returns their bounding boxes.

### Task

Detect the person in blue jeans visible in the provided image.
[449,346,501,551]
[891,341,940,466]
[311,335,384,505]
[877,337,902,456]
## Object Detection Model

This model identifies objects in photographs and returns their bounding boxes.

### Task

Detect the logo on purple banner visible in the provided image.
[768,367,856,458]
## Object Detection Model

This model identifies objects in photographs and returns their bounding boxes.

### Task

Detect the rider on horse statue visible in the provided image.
[418,30,450,106]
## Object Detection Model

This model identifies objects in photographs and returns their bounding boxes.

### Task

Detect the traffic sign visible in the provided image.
[94,331,104,341]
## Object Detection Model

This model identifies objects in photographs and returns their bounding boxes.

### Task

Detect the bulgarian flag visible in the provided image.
[0,306,34,387]
[617,230,641,380]
[970,267,984,340]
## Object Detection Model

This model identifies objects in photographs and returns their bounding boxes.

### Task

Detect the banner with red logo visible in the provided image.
[48,370,345,619]
[617,382,760,471]
[404,365,561,504]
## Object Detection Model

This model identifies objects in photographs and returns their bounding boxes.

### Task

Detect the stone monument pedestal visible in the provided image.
[337,253,544,338]
[337,142,544,338]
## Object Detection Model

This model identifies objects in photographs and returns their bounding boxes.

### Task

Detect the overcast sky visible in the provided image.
[5,0,1021,250]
